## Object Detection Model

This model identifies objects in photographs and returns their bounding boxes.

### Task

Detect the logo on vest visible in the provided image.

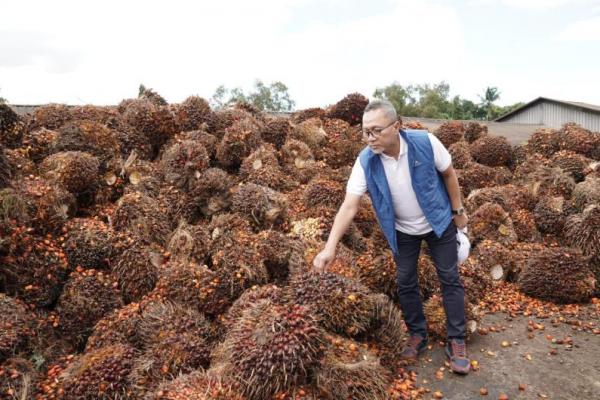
[414,160,422,166]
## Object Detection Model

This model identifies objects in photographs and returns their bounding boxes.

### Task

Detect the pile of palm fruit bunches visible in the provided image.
[0,88,599,400]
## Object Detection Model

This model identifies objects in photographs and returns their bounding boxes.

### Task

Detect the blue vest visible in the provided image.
[358,129,452,255]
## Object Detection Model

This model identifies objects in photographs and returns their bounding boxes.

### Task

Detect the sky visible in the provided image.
[1,0,600,109]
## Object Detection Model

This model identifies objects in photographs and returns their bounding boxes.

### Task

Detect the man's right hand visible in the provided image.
[312,247,336,274]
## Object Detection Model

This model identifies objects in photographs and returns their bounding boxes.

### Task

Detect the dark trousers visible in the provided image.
[394,221,466,339]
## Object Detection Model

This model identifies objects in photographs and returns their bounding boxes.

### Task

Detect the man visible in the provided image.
[313,99,470,374]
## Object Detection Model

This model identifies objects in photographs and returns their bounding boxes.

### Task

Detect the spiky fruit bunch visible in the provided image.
[39,151,100,195]
[0,188,30,227]
[0,358,38,400]
[472,240,511,281]
[366,294,407,368]
[173,130,218,161]
[518,247,596,303]
[56,344,137,400]
[466,187,511,214]
[107,117,154,160]
[146,369,245,400]
[500,184,537,211]
[119,98,178,151]
[70,105,119,124]
[510,208,541,242]
[558,123,600,159]
[354,248,397,297]
[434,121,464,148]
[173,96,212,131]
[533,195,566,235]
[160,139,209,189]
[448,141,472,169]
[85,302,145,351]
[320,119,364,168]
[506,242,550,281]
[5,150,36,180]
[566,204,600,258]
[464,122,488,143]
[216,117,262,169]
[261,118,293,149]
[112,192,172,245]
[240,144,292,190]
[166,220,211,264]
[524,128,560,157]
[289,117,328,156]
[469,135,513,167]
[62,217,124,270]
[55,268,122,349]
[424,295,480,340]
[303,177,345,209]
[280,139,318,183]
[255,230,300,282]
[403,120,424,129]
[286,272,374,336]
[0,294,32,362]
[0,103,24,148]
[138,87,167,106]
[549,150,591,182]
[353,197,377,237]
[0,146,11,189]
[213,300,324,400]
[470,202,518,245]
[0,226,69,307]
[53,120,121,169]
[459,258,494,304]
[231,183,288,229]
[187,168,234,220]
[205,108,253,137]
[316,334,390,400]
[222,284,284,331]
[28,103,72,130]
[21,127,57,162]
[457,162,507,197]
[114,240,165,304]
[527,165,575,200]
[513,152,548,181]
[153,261,232,316]
[571,175,600,212]
[328,93,369,125]
[291,107,327,124]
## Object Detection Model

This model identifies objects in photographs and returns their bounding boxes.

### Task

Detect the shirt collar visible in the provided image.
[379,131,407,160]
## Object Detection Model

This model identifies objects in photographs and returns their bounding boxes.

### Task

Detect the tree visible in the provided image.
[210,80,295,112]
[478,86,501,120]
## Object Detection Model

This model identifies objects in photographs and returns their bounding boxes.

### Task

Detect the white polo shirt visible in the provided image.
[346,132,452,235]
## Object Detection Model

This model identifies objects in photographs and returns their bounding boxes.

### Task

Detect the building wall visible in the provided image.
[501,101,600,131]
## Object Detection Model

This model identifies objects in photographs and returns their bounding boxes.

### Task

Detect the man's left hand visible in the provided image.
[454,213,468,229]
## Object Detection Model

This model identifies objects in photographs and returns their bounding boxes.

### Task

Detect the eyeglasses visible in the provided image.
[361,120,397,139]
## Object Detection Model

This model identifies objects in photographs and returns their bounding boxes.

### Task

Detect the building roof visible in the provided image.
[494,97,600,122]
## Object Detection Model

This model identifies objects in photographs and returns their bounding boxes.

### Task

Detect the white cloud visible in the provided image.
[469,0,599,7]
[557,16,600,41]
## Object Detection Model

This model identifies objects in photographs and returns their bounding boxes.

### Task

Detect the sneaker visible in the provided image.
[400,335,429,361]
[445,338,470,375]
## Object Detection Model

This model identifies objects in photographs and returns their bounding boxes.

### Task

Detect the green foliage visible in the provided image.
[211,80,295,112]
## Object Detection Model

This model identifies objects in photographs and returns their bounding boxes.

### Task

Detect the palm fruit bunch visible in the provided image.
[320,118,364,168]
[464,121,488,143]
[166,220,212,264]
[0,225,69,307]
[39,151,100,197]
[173,95,212,131]
[0,188,30,227]
[159,139,209,189]
[289,117,328,158]
[54,268,122,349]
[470,202,518,246]
[260,117,292,149]
[27,103,72,131]
[303,176,346,209]
[255,230,300,282]
[216,116,262,169]
[527,165,575,200]
[423,294,480,340]
[129,301,213,397]
[173,130,218,161]
[53,120,120,170]
[354,247,397,297]
[147,368,244,400]
[558,122,600,159]
[533,195,567,235]
[565,204,600,259]
[434,121,464,148]
[280,138,319,183]
[571,174,600,212]
[0,103,24,148]
[50,344,137,400]
[286,272,374,336]
[0,294,33,362]
[221,284,284,332]
[518,247,596,303]
[469,135,513,167]
[152,261,232,316]
[0,145,11,188]
[403,120,424,129]
[239,144,292,190]
[212,300,324,400]
[510,208,541,242]
[459,258,494,305]
[138,86,168,106]
[114,239,166,304]
[112,192,172,245]
[513,152,548,181]
[472,239,511,281]
[106,116,154,160]
[231,182,288,229]
[85,301,145,351]
[365,294,407,368]
[291,107,327,124]
[0,358,38,400]
[465,186,511,214]
[69,105,119,124]
[327,93,369,125]
[316,334,390,400]
[205,107,252,136]
[549,150,591,182]
[448,141,472,169]
[187,168,235,221]
[524,128,560,157]
[21,127,57,163]
[457,162,509,197]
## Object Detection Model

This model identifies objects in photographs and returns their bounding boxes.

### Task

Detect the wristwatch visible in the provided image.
[452,207,465,216]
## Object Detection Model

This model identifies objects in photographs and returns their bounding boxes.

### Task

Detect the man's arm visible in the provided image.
[441,164,468,229]
[312,192,362,273]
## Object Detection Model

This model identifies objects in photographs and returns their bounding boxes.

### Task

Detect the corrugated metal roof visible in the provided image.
[495,97,600,121]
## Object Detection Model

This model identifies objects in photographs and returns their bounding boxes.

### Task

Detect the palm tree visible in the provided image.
[479,87,501,120]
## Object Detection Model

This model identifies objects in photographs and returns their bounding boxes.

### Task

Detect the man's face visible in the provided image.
[361,109,399,154]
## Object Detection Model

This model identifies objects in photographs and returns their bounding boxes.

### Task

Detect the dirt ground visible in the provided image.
[408,311,600,400]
